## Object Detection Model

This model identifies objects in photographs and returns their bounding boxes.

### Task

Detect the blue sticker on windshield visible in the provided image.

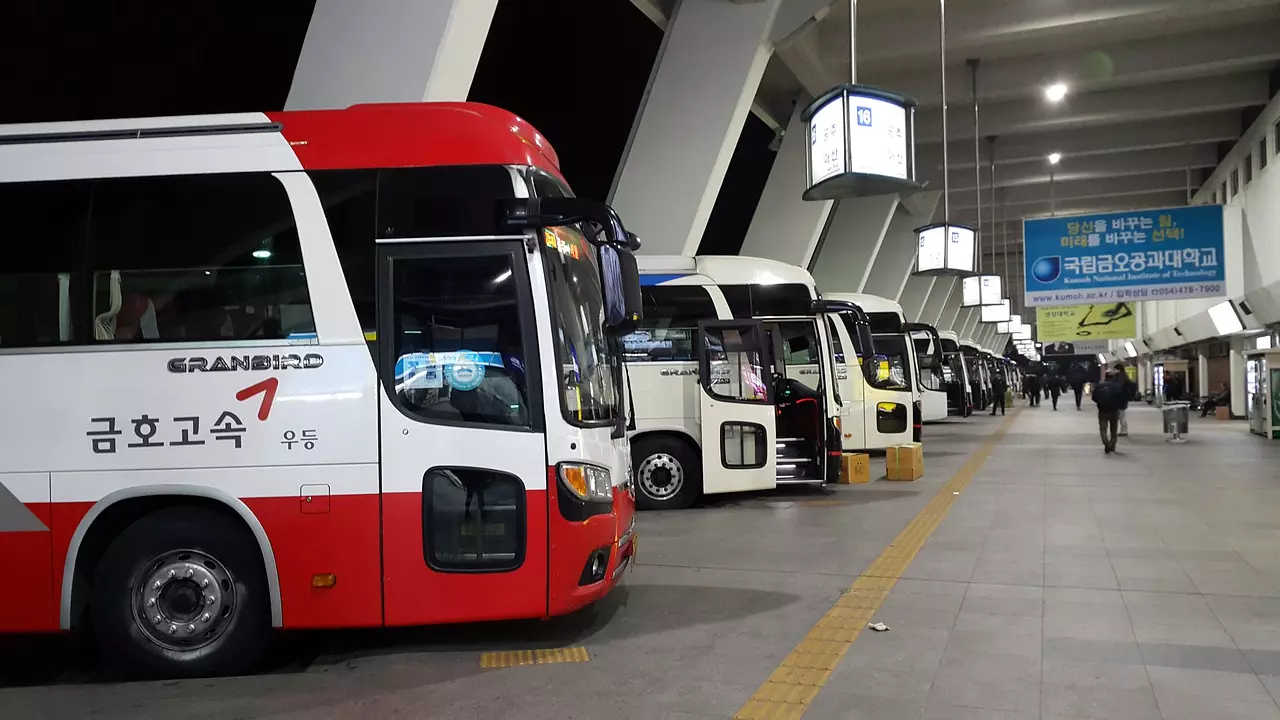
[444,351,486,391]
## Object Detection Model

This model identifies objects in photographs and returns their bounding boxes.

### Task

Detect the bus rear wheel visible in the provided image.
[632,436,700,511]
[91,506,270,678]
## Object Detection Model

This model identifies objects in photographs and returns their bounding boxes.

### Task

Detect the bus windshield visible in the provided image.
[542,226,619,427]
[871,333,912,391]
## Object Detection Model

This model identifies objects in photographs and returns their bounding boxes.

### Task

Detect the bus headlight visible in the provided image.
[558,462,613,502]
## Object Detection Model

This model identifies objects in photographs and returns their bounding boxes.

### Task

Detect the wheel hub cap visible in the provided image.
[637,453,684,500]
[133,550,235,651]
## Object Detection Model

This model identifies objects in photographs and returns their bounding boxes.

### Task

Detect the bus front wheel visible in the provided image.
[91,506,271,678]
[633,436,700,511]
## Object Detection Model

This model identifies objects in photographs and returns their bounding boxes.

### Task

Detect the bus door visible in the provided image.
[826,314,865,450]
[376,240,548,626]
[697,320,777,493]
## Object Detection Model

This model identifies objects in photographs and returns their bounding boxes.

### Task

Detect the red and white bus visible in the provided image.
[0,102,641,676]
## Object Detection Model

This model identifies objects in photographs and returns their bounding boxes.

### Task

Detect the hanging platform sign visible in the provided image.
[980,299,1010,324]
[961,276,982,306]
[802,84,923,200]
[914,222,975,275]
[1023,205,1225,306]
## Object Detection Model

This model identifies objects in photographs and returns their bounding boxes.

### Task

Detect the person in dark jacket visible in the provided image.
[1025,372,1041,406]
[1049,374,1063,410]
[1069,367,1087,410]
[991,371,1008,416]
[1093,369,1125,453]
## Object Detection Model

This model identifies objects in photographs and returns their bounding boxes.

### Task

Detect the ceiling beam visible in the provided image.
[958,189,1192,234]
[770,0,835,45]
[865,22,1280,108]
[913,73,1270,142]
[916,112,1242,170]
[929,144,1220,193]
[846,0,1280,71]
[950,171,1192,210]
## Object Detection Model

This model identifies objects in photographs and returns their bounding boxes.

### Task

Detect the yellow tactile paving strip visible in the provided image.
[479,646,591,668]
[734,411,1020,720]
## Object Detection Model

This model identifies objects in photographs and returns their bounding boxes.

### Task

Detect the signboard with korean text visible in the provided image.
[846,95,907,180]
[961,276,981,306]
[1035,303,1136,342]
[1023,206,1225,306]
[802,84,920,200]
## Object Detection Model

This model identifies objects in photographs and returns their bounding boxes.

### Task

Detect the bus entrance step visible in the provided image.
[775,477,824,486]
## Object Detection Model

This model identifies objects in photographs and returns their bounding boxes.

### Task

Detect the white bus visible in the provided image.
[960,340,992,410]
[938,331,975,416]
[901,322,950,423]
[824,293,931,436]
[0,102,641,677]
[622,256,911,510]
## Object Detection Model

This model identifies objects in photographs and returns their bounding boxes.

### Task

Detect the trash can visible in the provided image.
[1162,401,1189,443]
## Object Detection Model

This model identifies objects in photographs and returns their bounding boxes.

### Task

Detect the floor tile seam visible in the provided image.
[1200,586,1280,709]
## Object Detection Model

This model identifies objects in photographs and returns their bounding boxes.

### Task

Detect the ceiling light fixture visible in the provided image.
[1047,152,1062,165]
[1044,83,1068,102]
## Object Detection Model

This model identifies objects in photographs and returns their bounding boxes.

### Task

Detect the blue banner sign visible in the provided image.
[1023,205,1224,306]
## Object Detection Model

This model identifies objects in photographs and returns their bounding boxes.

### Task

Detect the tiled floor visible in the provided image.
[6,402,1280,720]
[805,403,1280,720]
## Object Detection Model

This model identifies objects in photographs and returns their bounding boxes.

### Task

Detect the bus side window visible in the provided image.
[621,285,715,362]
[0,180,92,348]
[387,250,534,429]
[88,173,313,344]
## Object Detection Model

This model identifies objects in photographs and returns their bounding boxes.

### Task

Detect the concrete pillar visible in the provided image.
[1138,359,1150,395]
[286,0,497,109]
[958,308,981,340]
[811,196,899,293]
[739,104,833,266]
[1230,339,1246,418]
[934,281,962,330]
[611,0,783,255]
[1198,351,1211,398]
[862,192,942,302]
[900,276,936,323]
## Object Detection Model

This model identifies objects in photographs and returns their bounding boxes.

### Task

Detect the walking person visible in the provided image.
[1049,374,1063,410]
[1025,372,1041,407]
[990,371,1008,416]
[1115,363,1136,436]
[1069,367,1086,410]
[1093,369,1124,453]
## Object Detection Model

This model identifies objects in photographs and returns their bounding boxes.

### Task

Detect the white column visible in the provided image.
[1198,351,1211,398]
[739,104,833,266]
[900,276,936,323]
[932,280,961,329]
[810,196,899,293]
[286,0,497,109]
[611,0,783,255]
[863,192,942,301]
[1138,359,1150,395]
[1230,339,1246,418]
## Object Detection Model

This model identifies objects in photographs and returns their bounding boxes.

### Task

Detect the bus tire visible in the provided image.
[632,435,700,511]
[90,506,270,678]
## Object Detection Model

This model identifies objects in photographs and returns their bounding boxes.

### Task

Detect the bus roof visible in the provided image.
[825,293,903,318]
[0,102,564,183]
[638,255,817,293]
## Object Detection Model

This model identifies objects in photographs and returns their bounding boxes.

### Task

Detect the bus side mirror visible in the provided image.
[600,244,643,332]
[501,197,643,331]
